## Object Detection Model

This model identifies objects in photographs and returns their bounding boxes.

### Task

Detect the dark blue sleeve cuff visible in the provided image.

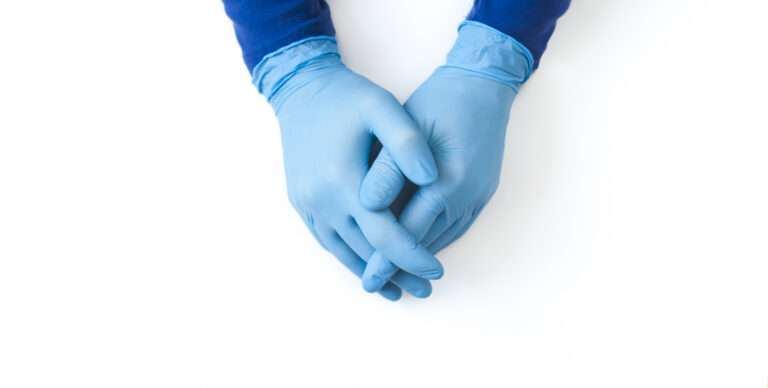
[223,0,335,72]
[467,0,570,69]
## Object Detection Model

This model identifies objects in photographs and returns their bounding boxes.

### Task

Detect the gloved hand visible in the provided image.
[254,37,445,301]
[358,22,534,293]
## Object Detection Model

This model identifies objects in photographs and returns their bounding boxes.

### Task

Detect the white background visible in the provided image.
[1,0,766,387]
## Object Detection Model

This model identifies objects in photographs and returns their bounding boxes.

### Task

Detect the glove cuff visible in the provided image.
[251,36,342,102]
[443,21,535,89]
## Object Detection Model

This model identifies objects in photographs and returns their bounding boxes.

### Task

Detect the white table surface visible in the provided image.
[1,0,766,387]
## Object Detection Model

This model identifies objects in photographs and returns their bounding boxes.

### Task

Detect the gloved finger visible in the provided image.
[366,100,437,186]
[421,213,454,248]
[361,251,399,292]
[335,216,437,297]
[361,189,446,292]
[390,180,418,217]
[401,189,446,240]
[378,282,403,301]
[428,205,485,253]
[359,149,405,211]
[352,208,444,280]
[317,227,402,301]
[427,220,470,254]
[426,211,476,253]
[361,251,432,298]
[335,217,374,262]
[390,268,432,298]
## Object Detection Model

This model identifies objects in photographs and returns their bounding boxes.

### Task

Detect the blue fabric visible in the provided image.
[467,0,571,68]
[222,0,334,72]
[223,0,569,72]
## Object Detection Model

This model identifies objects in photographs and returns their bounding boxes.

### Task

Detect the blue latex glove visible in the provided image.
[253,37,444,301]
[358,22,533,293]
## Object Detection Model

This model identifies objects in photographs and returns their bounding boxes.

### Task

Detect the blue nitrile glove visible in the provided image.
[358,22,533,293]
[254,37,443,300]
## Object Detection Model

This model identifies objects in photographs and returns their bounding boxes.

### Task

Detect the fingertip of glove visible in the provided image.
[363,274,386,293]
[378,286,402,302]
[419,266,444,280]
[406,285,432,298]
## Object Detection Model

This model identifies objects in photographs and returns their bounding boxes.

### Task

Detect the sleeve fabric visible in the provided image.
[222,0,335,72]
[467,0,571,69]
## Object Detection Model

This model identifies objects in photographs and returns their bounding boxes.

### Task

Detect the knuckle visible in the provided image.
[299,166,356,210]
[323,164,351,187]
[359,88,392,111]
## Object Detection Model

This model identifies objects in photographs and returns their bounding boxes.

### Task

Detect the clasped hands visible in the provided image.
[254,22,533,300]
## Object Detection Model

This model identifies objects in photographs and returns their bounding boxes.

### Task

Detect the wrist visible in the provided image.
[442,21,534,91]
[252,36,344,105]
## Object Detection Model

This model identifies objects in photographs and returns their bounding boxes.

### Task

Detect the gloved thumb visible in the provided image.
[360,97,437,210]
[366,98,437,187]
[360,149,405,210]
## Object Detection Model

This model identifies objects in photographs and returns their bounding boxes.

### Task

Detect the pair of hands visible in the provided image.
[254,23,532,300]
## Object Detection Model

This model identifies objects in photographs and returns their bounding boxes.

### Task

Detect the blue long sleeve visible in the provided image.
[467,0,570,69]
[222,1,569,73]
[222,0,334,72]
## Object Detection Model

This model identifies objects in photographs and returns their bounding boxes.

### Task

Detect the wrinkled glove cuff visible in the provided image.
[444,21,535,90]
[251,36,341,102]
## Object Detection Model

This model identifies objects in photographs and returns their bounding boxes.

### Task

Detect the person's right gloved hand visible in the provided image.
[357,22,535,294]
[253,37,443,301]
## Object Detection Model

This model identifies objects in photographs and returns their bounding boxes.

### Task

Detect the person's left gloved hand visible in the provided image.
[254,37,443,301]
[358,22,534,293]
